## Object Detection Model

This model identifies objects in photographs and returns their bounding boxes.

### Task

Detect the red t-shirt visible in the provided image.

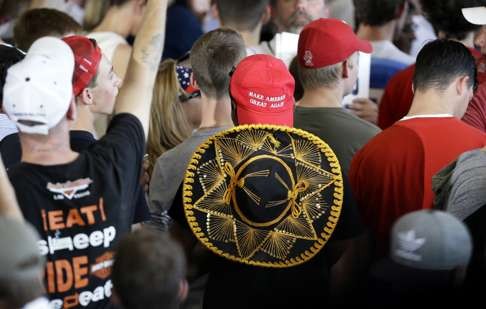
[350,117,486,253]
[378,50,486,131]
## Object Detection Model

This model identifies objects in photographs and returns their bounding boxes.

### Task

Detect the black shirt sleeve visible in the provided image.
[89,113,146,218]
[168,184,190,230]
[331,175,365,241]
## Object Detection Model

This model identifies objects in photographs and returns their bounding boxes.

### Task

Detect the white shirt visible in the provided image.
[88,32,128,62]
[371,40,415,65]
[400,114,454,121]
[22,297,50,309]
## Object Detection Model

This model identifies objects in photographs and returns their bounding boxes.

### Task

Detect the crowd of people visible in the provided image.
[1,0,486,308]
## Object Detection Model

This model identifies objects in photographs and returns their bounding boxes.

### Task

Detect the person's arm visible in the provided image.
[112,44,132,80]
[114,0,168,138]
[0,157,22,219]
[347,98,378,124]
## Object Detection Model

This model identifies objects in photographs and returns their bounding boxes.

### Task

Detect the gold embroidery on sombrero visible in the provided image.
[293,139,322,167]
[274,209,317,240]
[260,231,296,260]
[183,124,344,267]
[222,162,270,205]
[234,220,270,259]
[215,137,253,168]
[237,130,280,150]
[295,163,336,196]
[207,214,235,243]
[198,160,225,194]
[193,182,232,216]
[301,194,330,221]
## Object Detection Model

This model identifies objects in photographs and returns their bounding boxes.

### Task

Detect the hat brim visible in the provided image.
[236,105,294,127]
[183,124,344,268]
[462,7,486,25]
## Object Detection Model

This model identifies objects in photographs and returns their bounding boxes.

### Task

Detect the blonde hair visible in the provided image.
[147,59,193,177]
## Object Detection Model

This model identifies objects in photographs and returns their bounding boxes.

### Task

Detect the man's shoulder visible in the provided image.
[358,124,422,156]
[296,107,380,138]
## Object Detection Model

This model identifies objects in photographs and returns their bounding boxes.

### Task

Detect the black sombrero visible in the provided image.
[183,125,343,268]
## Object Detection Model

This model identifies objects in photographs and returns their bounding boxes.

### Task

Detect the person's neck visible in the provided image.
[198,95,233,130]
[71,103,97,137]
[357,21,396,42]
[437,31,475,49]
[297,86,344,108]
[460,32,475,49]
[238,25,262,48]
[93,6,132,37]
[19,123,79,165]
[407,91,455,117]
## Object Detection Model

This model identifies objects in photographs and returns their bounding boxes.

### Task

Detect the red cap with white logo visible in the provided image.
[230,54,295,127]
[298,18,372,68]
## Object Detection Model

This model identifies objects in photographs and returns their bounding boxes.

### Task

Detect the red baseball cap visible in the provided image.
[298,18,372,68]
[230,54,295,127]
[62,35,102,96]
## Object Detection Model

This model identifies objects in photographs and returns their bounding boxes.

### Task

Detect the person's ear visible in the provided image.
[80,88,94,106]
[261,5,272,25]
[342,60,349,79]
[213,3,220,23]
[178,279,189,302]
[456,75,471,96]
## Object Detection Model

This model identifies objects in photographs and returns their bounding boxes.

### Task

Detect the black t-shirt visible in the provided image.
[1,130,150,223]
[170,176,363,309]
[8,114,145,308]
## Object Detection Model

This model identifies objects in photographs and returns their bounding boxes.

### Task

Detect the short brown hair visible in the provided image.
[299,63,342,90]
[299,53,357,90]
[14,8,83,51]
[190,28,246,99]
[216,0,269,32]
[112,229,187,309]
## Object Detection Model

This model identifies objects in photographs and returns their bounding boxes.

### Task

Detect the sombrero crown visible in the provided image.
[183,125,343,268]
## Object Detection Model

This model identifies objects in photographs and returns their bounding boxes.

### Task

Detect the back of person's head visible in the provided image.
[62,35,103,97]
[148,59,195,177]
[413,39,476,94]
[112,229,187,309]
[391,209,472,271]
[420,0,486,41]
[229,54,295,126]
[353,0,405,26]
[216,0,270,32]
[13,8,82,51]
[3,37,75,135]
[297,18,372,90]
[0,217,45,308]
[190,28,246,99]
[0,44,24,109]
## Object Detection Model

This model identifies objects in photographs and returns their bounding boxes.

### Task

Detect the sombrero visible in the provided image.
[183,124,343,268]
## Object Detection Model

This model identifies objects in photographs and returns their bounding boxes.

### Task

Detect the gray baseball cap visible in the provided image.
[390,210,472,270]
[0,217,44,281]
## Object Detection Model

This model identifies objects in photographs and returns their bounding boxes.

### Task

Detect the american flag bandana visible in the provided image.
[176,65,200,98]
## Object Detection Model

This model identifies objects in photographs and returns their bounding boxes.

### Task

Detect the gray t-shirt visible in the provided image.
[294,107,380,173]
[149,126,230,230]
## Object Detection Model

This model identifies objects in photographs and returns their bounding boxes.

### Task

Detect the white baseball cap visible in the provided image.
[3,37,75,135]
[462,6,486,25]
